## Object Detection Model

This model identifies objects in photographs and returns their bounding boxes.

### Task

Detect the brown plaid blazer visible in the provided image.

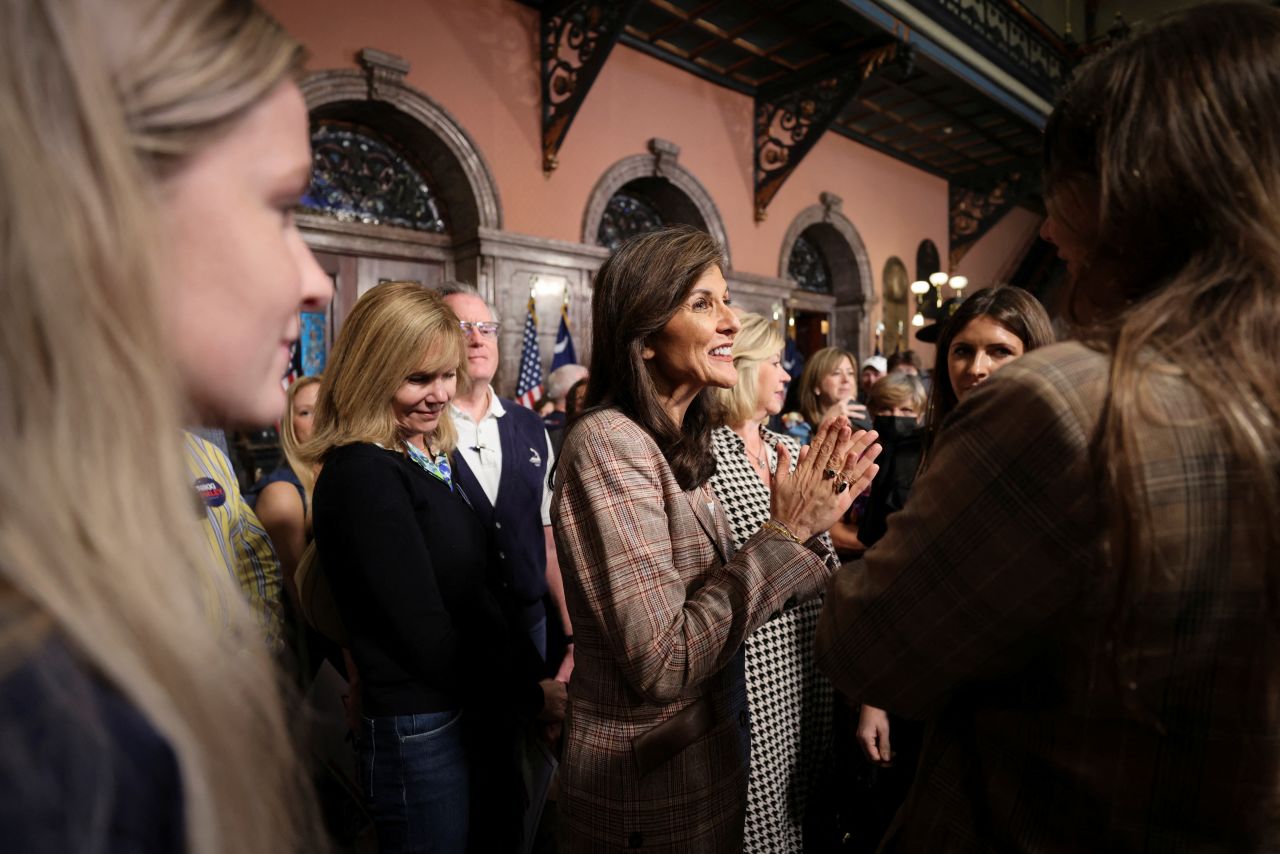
[552,408,833,852]
[817,341,1280,853]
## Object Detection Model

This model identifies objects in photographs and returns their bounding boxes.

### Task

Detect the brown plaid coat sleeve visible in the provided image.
[816,341,1280,852]
[553,408,832,852]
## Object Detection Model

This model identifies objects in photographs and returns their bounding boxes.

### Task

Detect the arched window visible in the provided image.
[778,194,872,358]
[303,119,448,233]
[584,140,731,263]
[787,230,833,294]
[597,189,664,251]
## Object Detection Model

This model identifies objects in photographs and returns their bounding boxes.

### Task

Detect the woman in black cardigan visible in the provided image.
[304,281,565,854]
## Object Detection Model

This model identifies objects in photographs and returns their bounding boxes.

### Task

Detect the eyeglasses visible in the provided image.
[459,321,500,338]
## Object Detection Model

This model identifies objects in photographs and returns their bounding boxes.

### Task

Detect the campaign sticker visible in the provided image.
[194,477,226,508]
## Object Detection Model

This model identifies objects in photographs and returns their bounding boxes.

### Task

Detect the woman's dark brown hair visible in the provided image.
[921,285,1054,461]
[1043,3,1280,647]
[578,225,725,490]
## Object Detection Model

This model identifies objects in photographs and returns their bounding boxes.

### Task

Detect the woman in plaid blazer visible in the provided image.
[817,5,1280,850]
[552,226,880,852]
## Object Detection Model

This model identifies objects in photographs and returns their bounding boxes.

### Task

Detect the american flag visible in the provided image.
[515,296,543,409]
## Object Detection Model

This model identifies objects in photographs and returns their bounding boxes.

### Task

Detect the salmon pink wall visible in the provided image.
[953,207,1043,289]
[263,0,1028,360]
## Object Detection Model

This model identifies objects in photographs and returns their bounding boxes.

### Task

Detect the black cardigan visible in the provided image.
[312,443,543,718]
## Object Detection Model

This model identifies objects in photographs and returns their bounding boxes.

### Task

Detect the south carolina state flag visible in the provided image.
[551,304,577,371]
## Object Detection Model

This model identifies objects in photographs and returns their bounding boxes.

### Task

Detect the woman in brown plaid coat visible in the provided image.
[551,226,880,852]
[817,4,1280,851]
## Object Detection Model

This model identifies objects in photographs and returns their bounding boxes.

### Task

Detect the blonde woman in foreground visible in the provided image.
[0,0,330,851]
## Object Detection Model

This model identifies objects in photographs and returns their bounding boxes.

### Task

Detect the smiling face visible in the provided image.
[752,349,791,420]
[393,353,459,448]
[442,292,499,387]
[290,381,320,444]
[158,81,331,429]
[818,356,858,409]
[948,315,1026,402]
[643,267,740,409]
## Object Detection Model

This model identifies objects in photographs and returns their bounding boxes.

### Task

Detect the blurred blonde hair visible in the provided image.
[304,281,467,461]
[713,313,785,427]
[281,374,322,502]
[0,1,315,852]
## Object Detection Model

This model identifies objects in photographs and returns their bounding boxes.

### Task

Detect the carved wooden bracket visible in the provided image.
[357,48,410,101]
[754,40,911,222]
[541,0,642,173]
[948,166,1035,267]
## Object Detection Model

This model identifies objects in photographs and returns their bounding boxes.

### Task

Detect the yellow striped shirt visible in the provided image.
[183,432,284,652]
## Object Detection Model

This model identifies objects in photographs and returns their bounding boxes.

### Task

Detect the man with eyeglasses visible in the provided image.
[439,283,574,686]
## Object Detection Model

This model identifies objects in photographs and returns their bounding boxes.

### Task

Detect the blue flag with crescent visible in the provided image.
[551,305,576,371]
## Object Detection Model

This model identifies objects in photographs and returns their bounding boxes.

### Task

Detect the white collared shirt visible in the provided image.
[451,386,554,525]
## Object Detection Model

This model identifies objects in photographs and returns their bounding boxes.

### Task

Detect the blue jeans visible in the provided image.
[360,709,468,854]
[528,615,547,662]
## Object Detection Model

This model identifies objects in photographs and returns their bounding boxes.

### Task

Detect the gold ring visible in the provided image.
[835,477,850,494]
[823,468,837,480]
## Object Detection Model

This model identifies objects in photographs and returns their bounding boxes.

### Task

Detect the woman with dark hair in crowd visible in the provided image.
[844,289,1052,852]
[553,226,880,852]
[920,285,1054,465]
[707,313,838,851]
[818,4,1280,850]
[305,282,565,853]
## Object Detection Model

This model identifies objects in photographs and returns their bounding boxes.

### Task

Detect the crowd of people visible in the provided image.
[3,0,1280,852]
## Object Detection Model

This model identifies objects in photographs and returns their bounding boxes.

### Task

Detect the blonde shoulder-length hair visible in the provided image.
[712,313,785,427]
[0,1,316,852]
[795,346,856,427]
[281,374,322,500]
[303,281,467,461]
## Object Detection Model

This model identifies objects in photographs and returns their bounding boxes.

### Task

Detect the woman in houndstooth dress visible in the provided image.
[709,314,836,852]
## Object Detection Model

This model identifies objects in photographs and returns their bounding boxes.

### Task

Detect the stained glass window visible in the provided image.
[788,233,832,294]
[301,121,447,233]
[597,192,664,251]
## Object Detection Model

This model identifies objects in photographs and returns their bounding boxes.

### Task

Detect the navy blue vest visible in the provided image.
[451,400,550,624]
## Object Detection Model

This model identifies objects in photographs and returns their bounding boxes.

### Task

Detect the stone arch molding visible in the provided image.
[778,192,873,301]
[300,48,502,240]
[778,192,876,355]
[582,138,731,266]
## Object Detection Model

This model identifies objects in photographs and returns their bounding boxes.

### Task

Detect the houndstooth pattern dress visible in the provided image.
[709,425,836,853]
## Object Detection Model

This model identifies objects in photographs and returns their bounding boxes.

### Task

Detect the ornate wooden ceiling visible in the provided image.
[530,0,1075,261]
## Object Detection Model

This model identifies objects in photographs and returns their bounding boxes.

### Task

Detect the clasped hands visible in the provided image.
[769,414,881,543]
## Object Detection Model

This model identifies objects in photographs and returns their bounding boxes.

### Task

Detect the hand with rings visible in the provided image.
[769,414,881,543]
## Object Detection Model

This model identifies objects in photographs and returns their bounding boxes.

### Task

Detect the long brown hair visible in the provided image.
[1044,2,1280,631]
[921,285,1054,457]
[578,225,725,490]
